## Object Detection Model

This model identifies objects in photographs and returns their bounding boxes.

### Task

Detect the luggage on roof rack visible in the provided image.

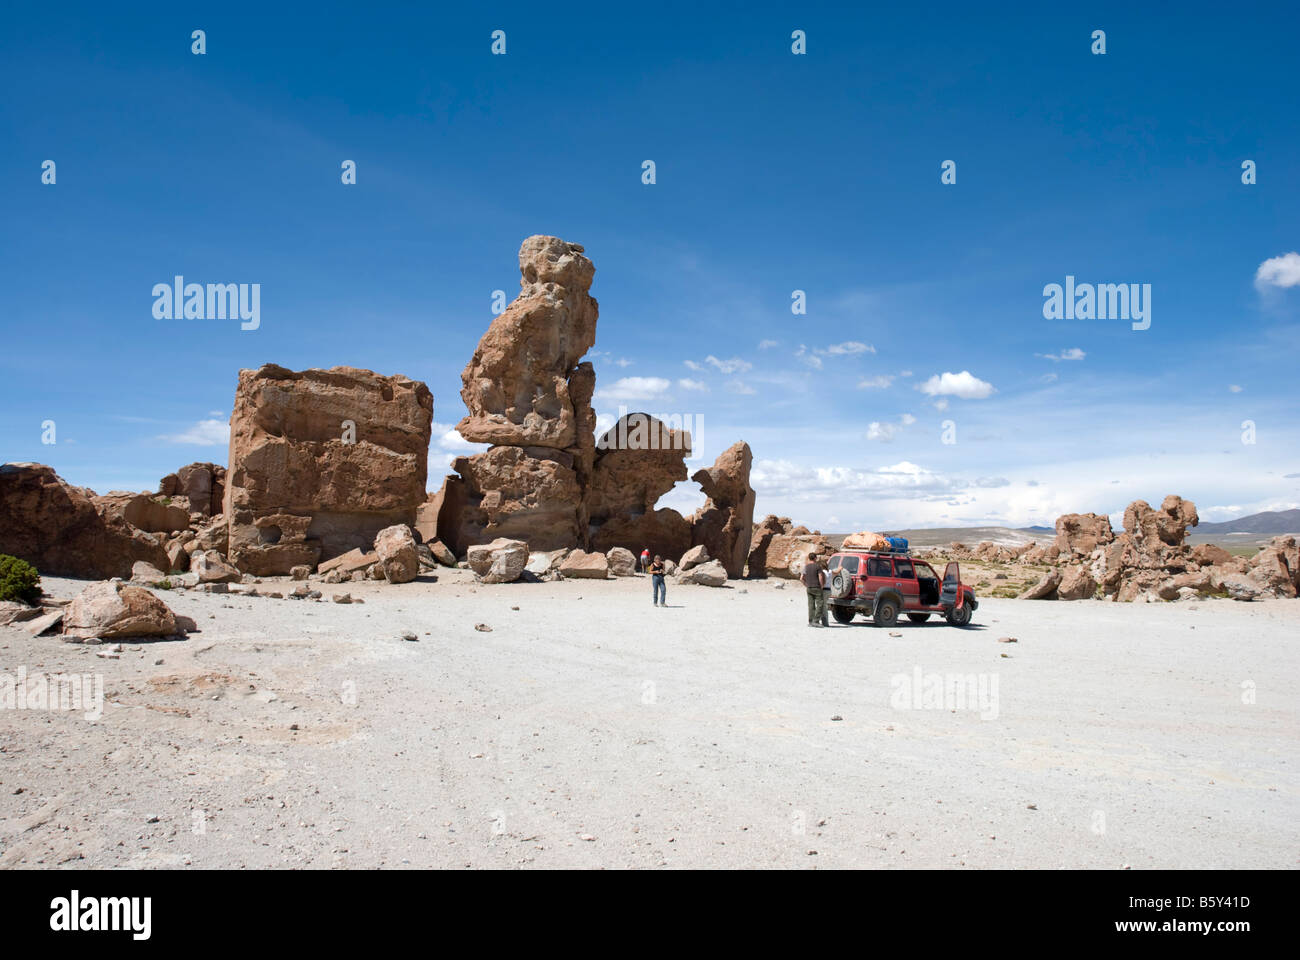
[885,536,909,553]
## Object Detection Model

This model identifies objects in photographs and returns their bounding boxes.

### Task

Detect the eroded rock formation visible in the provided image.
[688,441,755,579]
[0,463,170,579]
[224,364,433,575]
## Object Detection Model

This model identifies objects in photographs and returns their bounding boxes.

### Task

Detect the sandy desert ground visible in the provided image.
[1,570,1296,870]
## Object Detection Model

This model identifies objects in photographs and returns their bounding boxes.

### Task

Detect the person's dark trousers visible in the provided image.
[806,589,827,625]
[652,574,666,605]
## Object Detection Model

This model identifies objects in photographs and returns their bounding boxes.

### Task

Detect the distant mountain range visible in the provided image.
[1194,509,1300,535]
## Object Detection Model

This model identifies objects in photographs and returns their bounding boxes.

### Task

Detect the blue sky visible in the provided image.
[2,1,1297,531]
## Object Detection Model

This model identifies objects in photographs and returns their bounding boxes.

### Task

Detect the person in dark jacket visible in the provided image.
[648,555,667,606]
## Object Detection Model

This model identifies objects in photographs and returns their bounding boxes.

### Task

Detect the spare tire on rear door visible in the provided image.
[829,568,854,600]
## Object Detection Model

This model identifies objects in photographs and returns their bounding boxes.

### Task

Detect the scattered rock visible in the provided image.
[675,559,727,586]
[559,550,609,579]
[466,538,529,584]
[606,547,638,577]
[62,581,179,640]
[374,524,420,584]
[679,545,709,571]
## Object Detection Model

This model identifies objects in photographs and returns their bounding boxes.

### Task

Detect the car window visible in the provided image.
[867,557,892,577]
[894,559,915,578]
[840,556,860,574]
[827,555,842,570]
[916,562,936,579]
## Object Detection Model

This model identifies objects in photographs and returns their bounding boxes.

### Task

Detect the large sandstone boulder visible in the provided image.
[1246,540,1297,598]
[317,548,377,576]
[747,515,794,576]
[587,414,691,523]
[458,237,598,448]
[764,533,831,579]
[1054,513,1114,555]
[439,446,583,555]
[1056,565,1097,601]
[63,581,178,640]
[676,559,727,586]
[192,550,242,584]
[1191,543,1233,567]
[160,462,226,517]
[92,491,191,534]
[679,545,709,570]
[559,550,608,579]
[606,547,637,577]
[224,364,433,574]
[1019,570,1062,600]
[589,508,691,561]
[1123,496,1198,554]
[374,524,420,584]
[466,538,529,584]
[0,463,170,579]
[688,441,754,579]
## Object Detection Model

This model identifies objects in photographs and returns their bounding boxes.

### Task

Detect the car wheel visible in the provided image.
[874,598,899,627]
[906,613,930,623]
[946,602,972,627]
[831,604,855,625]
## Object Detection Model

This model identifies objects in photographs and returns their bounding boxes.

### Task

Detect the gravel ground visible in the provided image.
[1,570,1296,869]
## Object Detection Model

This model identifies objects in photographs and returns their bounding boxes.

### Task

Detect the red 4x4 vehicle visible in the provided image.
[824,550,977,627]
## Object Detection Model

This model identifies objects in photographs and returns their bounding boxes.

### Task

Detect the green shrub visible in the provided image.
[0,554,41,604]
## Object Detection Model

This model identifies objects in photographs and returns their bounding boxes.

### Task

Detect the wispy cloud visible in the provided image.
[677,378,709,392]
[823,341,873,356]
[1037,348,1086,361]
[758,339,779,350]
[594,376,673,403]
[159,419,229,446]
[858,375,894,389]
[705,355,752,374]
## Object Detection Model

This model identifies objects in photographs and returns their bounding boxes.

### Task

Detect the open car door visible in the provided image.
[941,561,962,609]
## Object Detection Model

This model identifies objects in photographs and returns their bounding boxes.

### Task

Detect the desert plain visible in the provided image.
[2,569,1295,870]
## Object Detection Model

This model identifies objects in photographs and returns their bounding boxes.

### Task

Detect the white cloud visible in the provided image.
[866,412,916,442]
[932,397,950,411]
[857,375,894,389]
[1041,372,1059,383]
[677,378,709,392]
[899,370,913,378]
[614,357,633,368]
[705,355,752,374]
[751,458,1008,501]
[824,341,874,356]
[594,376,673,404]
[431,421,481,452]
[1229,384,1243,393]
[726,379,757,395]
[917,370,995,399]
[160,419,229,446]
[1255,252,1300,290]
[683,360,704,372]
[795,345,822,370]
[758,339,779,349]
[1037,348,1086,361]
[207,410,224,418]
